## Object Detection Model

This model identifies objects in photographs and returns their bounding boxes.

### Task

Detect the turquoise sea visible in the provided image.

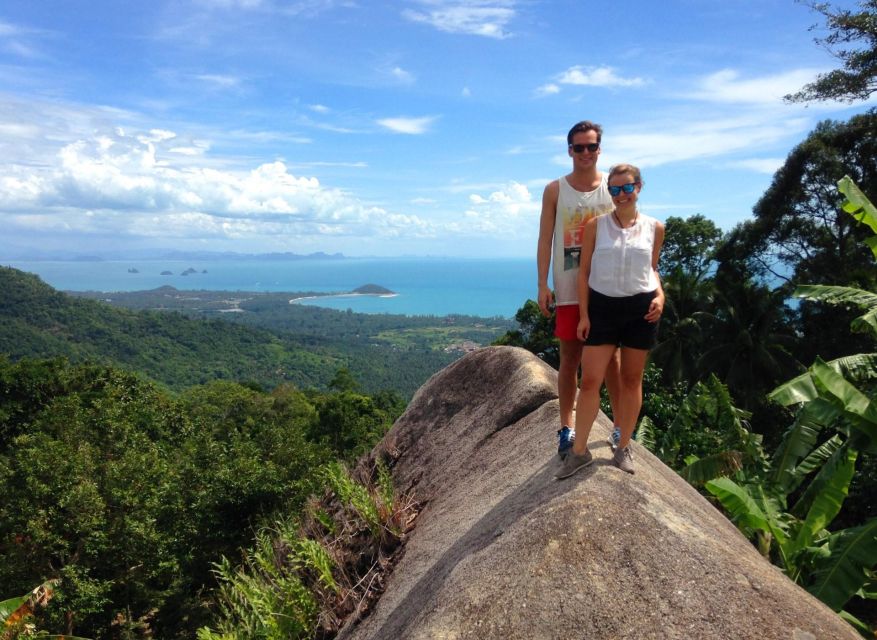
[6,257,535,319]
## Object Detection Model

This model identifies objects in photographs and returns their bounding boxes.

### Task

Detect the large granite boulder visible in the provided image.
[340,346,857,640]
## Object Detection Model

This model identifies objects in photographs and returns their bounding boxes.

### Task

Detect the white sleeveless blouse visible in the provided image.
[588,212,659,297]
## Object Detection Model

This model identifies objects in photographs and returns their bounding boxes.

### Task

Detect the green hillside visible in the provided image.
[0,267,509,396]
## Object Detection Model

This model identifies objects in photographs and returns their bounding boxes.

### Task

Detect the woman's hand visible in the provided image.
[576,315,591,341]
[645,294,664,323]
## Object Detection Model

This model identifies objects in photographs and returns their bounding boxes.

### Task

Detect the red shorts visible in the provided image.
[554,304,581,341]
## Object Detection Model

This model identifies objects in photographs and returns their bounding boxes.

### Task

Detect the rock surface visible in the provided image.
[340,346,858,640]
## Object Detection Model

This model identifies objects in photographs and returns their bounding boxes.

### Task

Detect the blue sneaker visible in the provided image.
[608,426,621,450]
[557,426,575,460]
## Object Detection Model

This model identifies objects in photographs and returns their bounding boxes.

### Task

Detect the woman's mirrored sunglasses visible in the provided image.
[570,143,599,153]
[608,183,638,196]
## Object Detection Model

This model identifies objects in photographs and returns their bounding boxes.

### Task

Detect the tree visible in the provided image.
[698,177,877,634]
[785,0,877,103]
[651,215,723,385]
[696,281,802,410]
[661,214,723,280]
[718,110,877,288]
[328,367,360,393]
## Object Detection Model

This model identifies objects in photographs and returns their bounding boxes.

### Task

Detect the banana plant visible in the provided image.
[703,177,877,634]
[0,580,90,640]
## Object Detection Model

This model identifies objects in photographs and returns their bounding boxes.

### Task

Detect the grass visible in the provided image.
[199,458,419,640]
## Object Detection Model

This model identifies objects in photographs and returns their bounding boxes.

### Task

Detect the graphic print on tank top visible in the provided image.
[561,202,606,271]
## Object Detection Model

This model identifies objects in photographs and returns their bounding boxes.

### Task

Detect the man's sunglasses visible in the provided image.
[570,143,599,153]
[608,183,638,196]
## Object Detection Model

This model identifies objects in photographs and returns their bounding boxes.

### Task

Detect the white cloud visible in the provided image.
[461,86,471,97]
[603,115,812,169]
[391,66,415,83]
[195,0,264,9]
[196,73,242,88]
[376,116,437,134]
[462,181,539,233]
[535,83,560,97]
[0,19,45,59]
[687,68,826,105]
[0,125,438,244]
[0,21,22,37]
[403,1,516,39]
[309,104,330,113]
[727,157,785,174]
[555,65,646,88]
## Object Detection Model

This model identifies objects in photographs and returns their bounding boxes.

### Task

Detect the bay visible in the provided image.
[5,257,536,318]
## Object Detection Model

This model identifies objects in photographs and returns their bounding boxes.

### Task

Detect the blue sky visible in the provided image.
[0,0,874,258]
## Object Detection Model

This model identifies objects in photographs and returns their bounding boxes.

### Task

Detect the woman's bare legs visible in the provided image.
[615,347,649,449]
[571,344,617,456]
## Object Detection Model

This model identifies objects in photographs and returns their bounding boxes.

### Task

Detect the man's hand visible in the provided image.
[576,315,590,341]
[538,285,554,317]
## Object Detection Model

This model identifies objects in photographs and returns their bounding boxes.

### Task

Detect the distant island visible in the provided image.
[180,267,198,276]
[127,268,139,273]
[352,284,394,295]
[0,250,346,262]
[160,271,173,276]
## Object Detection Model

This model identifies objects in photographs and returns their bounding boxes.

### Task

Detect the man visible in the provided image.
[537,120,621,458]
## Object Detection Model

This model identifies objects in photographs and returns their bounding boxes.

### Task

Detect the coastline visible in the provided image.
[289,292,399,304]
[5,257,531,318]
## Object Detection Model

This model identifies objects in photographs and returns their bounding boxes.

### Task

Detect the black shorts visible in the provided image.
[584,288,658,350]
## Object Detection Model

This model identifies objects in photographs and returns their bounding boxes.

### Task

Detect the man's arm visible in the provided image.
[537,180,559,317]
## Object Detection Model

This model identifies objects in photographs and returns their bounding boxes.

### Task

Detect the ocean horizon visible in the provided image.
[6,256,536,319]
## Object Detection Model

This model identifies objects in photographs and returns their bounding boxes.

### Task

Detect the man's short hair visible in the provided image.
[567,120,603,145]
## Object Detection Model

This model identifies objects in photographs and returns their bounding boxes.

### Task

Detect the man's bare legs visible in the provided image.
[603,347,622,424]
[557,338,583,429]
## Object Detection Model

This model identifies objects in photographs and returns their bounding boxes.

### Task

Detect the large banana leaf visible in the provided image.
[705,477,769,531]
[824,353,877,384]
[790,445,857,554]
[770,353,877,404]
[810,359,877,444]
[794,284,877,337]
[770,397,838,492]
[793,435,843,480]
[705,477,788,548]
[0,595,27,624]
[679,451,742,486]
[808,517,877,611]
[838,175,877,259]
[770,370,820,406]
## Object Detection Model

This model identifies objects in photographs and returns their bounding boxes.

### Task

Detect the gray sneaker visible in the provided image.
[613,445,635,474]
[554,448,594,479]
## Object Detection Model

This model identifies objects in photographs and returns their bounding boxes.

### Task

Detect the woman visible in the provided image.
[555,163,664,478]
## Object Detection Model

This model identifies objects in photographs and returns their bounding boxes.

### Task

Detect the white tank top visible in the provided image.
[552,175,614,305]
[589,212,660,297]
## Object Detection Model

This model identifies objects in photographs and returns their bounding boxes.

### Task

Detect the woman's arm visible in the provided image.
[645,221,665,323]
[576,217,598,340]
